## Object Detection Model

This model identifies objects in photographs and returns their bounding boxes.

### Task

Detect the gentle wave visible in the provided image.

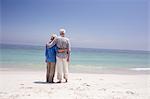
[130,68,150,71]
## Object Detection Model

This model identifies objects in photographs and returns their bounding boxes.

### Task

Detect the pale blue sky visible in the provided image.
[1,0,149,50]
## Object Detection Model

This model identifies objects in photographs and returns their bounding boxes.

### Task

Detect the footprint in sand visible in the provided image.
[20,83,24,85]
[20,86,33,89]
[76,87,85,91]
[112,91,122,93]
[26,87,33,89]
[82,83,90,87]
[0,92,7,94]
[69,88,74,90]
[99,78,104,80]
[20,86,25,89]
[27,94,31,96]
[126,90,135,95]
[76,78,82,80]
[9,94,19,98]
[21,94,31,97]
[98,88,106,91]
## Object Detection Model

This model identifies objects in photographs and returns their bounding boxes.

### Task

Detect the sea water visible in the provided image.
[0,44,149,72]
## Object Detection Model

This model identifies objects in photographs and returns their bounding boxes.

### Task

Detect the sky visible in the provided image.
[1,0,149,50]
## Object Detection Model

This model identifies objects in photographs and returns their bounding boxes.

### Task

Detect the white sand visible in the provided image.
[0,70,150,99]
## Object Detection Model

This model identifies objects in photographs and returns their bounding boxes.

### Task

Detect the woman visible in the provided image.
[45,34,57,83]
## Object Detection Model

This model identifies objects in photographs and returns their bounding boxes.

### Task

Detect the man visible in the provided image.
[46,28,71,83]
[45,34,57,83]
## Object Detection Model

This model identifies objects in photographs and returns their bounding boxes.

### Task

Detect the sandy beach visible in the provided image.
[0,69,149,99]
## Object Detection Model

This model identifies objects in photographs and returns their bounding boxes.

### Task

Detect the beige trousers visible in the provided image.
[56,56,69,81]
[46,62,56,82]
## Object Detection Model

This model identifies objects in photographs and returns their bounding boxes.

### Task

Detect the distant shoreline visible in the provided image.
[1,43,149,52]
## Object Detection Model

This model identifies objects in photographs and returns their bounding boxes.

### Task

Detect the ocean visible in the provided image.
[0,44,150,73]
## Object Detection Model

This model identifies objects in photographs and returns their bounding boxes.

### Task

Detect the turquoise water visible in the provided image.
[0,44,150,71]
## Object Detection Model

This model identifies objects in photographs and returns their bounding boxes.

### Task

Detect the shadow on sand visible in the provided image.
[33,81,66,84]
[33,81,49,84]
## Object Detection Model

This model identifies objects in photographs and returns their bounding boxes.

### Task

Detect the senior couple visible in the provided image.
[45,28,71,83]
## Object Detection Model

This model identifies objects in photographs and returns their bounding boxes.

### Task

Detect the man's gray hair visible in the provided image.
[59,28,66,33]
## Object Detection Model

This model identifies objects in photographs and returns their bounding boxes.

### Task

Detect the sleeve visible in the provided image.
[46,38,57,48]
[67,39,71,53]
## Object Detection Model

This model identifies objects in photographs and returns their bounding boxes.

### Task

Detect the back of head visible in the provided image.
[51,33,57,40]
[59,28,66,37]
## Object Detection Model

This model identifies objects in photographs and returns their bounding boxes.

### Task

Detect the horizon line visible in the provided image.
[0,43,149,52]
